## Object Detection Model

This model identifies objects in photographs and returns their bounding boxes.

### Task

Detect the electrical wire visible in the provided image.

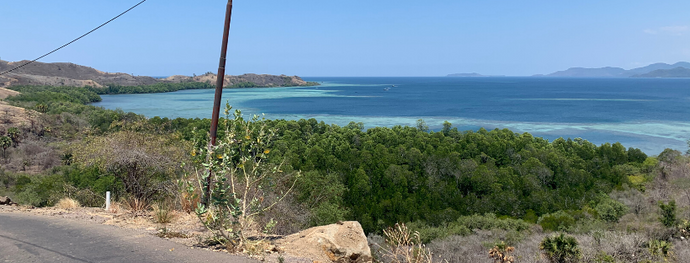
[0,0,148,76]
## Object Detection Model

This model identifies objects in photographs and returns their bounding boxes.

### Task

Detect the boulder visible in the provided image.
[275,221,372,263]
[0,196,12,205]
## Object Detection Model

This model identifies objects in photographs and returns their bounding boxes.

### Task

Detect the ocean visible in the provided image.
[91,77,690,155]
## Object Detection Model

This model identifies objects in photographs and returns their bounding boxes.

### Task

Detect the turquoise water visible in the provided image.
[92,77,690,155]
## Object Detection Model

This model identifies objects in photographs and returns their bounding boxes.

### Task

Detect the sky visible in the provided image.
[1,1,690,77]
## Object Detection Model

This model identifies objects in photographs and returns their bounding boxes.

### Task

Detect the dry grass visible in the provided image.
[108,202,121,213]
[55,197,80,210]
[373,223,433,263]
[122,197,150,213]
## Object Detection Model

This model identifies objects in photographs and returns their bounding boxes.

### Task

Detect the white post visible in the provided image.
[105,191,111,211]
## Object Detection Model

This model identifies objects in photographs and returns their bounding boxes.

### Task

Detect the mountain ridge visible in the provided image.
[542,62,690,78]
[0,60,313,89]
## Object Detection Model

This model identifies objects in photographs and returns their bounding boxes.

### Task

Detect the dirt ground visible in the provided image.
[0,204,315,263]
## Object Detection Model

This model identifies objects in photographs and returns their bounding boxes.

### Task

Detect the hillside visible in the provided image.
[0,60,314,89]
[631,67,690,78]
[542,62,690,78]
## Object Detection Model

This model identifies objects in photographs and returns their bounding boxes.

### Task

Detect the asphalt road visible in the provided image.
[0,212,258,263]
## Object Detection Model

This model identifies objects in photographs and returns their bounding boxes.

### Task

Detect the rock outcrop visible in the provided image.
[275,221,372,263]
[0,196,16,206]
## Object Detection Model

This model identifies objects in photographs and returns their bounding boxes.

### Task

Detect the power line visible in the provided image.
[0,0,148,77]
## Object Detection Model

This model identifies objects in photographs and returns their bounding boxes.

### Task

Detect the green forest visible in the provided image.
[1,85,689,262]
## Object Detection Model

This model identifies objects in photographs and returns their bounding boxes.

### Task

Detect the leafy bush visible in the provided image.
[456,213,531,232]
[539,233,581,263]
[595,198,628,223]
[658,200,677,227]
[538,211,576,232]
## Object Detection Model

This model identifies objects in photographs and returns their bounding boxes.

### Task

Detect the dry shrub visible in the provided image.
[375,223,433,263]
[488,241,515,263]
[55,197,80,210]
[179,190,199,214]
[108,202,121,213]
[122,197,150,213]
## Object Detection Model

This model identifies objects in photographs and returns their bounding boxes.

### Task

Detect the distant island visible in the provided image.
[447,73,484,77]
[540,62,690,78]
[631,67,690,78]
[0,60,318,89]
[447,73,505,77]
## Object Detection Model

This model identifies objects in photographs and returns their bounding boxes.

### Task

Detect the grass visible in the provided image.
[152,202,175,224]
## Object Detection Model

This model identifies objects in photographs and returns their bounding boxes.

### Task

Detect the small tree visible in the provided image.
[7,127,20,147]
[416,119,429,132]
[540,233,581,263]
[184,105,298,250]
[659,200,677,228]
[0,136,10,159]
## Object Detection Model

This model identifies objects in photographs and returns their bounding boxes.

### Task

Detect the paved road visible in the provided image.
[0,212,258,263]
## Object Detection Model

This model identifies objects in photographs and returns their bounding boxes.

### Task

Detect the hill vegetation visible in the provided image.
[1,85,690,262]
[0,60,318,90]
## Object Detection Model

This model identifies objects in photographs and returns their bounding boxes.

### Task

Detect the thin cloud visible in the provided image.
[644,25,688,36]
[659,25,688,35]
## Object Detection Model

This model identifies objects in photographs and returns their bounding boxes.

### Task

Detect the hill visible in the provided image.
[631,67,690,78]
[542,62,690,78]
[0,60,314,89]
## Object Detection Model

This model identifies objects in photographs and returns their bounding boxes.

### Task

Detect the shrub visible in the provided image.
[184,107,298,250]
[153,201,175,224]
[55,197,80,210]
[456,213,531,232]
[595,198,628,223]
[376,223,432,263]
[658,200,677,228]
[648,239,673,260]
[488,241,515,263]
[539,233,581,263]
[538,211,576,232]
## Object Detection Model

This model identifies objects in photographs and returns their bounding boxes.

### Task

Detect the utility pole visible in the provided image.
[203,0,233,207]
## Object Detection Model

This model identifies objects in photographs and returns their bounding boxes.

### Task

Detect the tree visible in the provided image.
[0,136,10,159]
[442,121,452,134]
[7,127,20,147]
[416,119,429,133]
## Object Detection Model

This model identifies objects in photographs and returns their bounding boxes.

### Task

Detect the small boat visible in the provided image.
[384,87,391,91]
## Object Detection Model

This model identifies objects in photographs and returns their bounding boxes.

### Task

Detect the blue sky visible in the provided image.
[1,0,689,76]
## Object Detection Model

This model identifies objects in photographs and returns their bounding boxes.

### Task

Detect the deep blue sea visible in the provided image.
[92,77,690,155]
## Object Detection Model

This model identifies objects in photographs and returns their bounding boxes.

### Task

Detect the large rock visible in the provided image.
[275,221,372,263]
[0,196,13,205]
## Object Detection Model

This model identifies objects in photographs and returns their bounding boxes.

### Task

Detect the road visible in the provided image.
[0,212,258,263]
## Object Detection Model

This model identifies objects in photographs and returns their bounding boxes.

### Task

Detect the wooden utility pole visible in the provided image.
[203,0,233,207]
